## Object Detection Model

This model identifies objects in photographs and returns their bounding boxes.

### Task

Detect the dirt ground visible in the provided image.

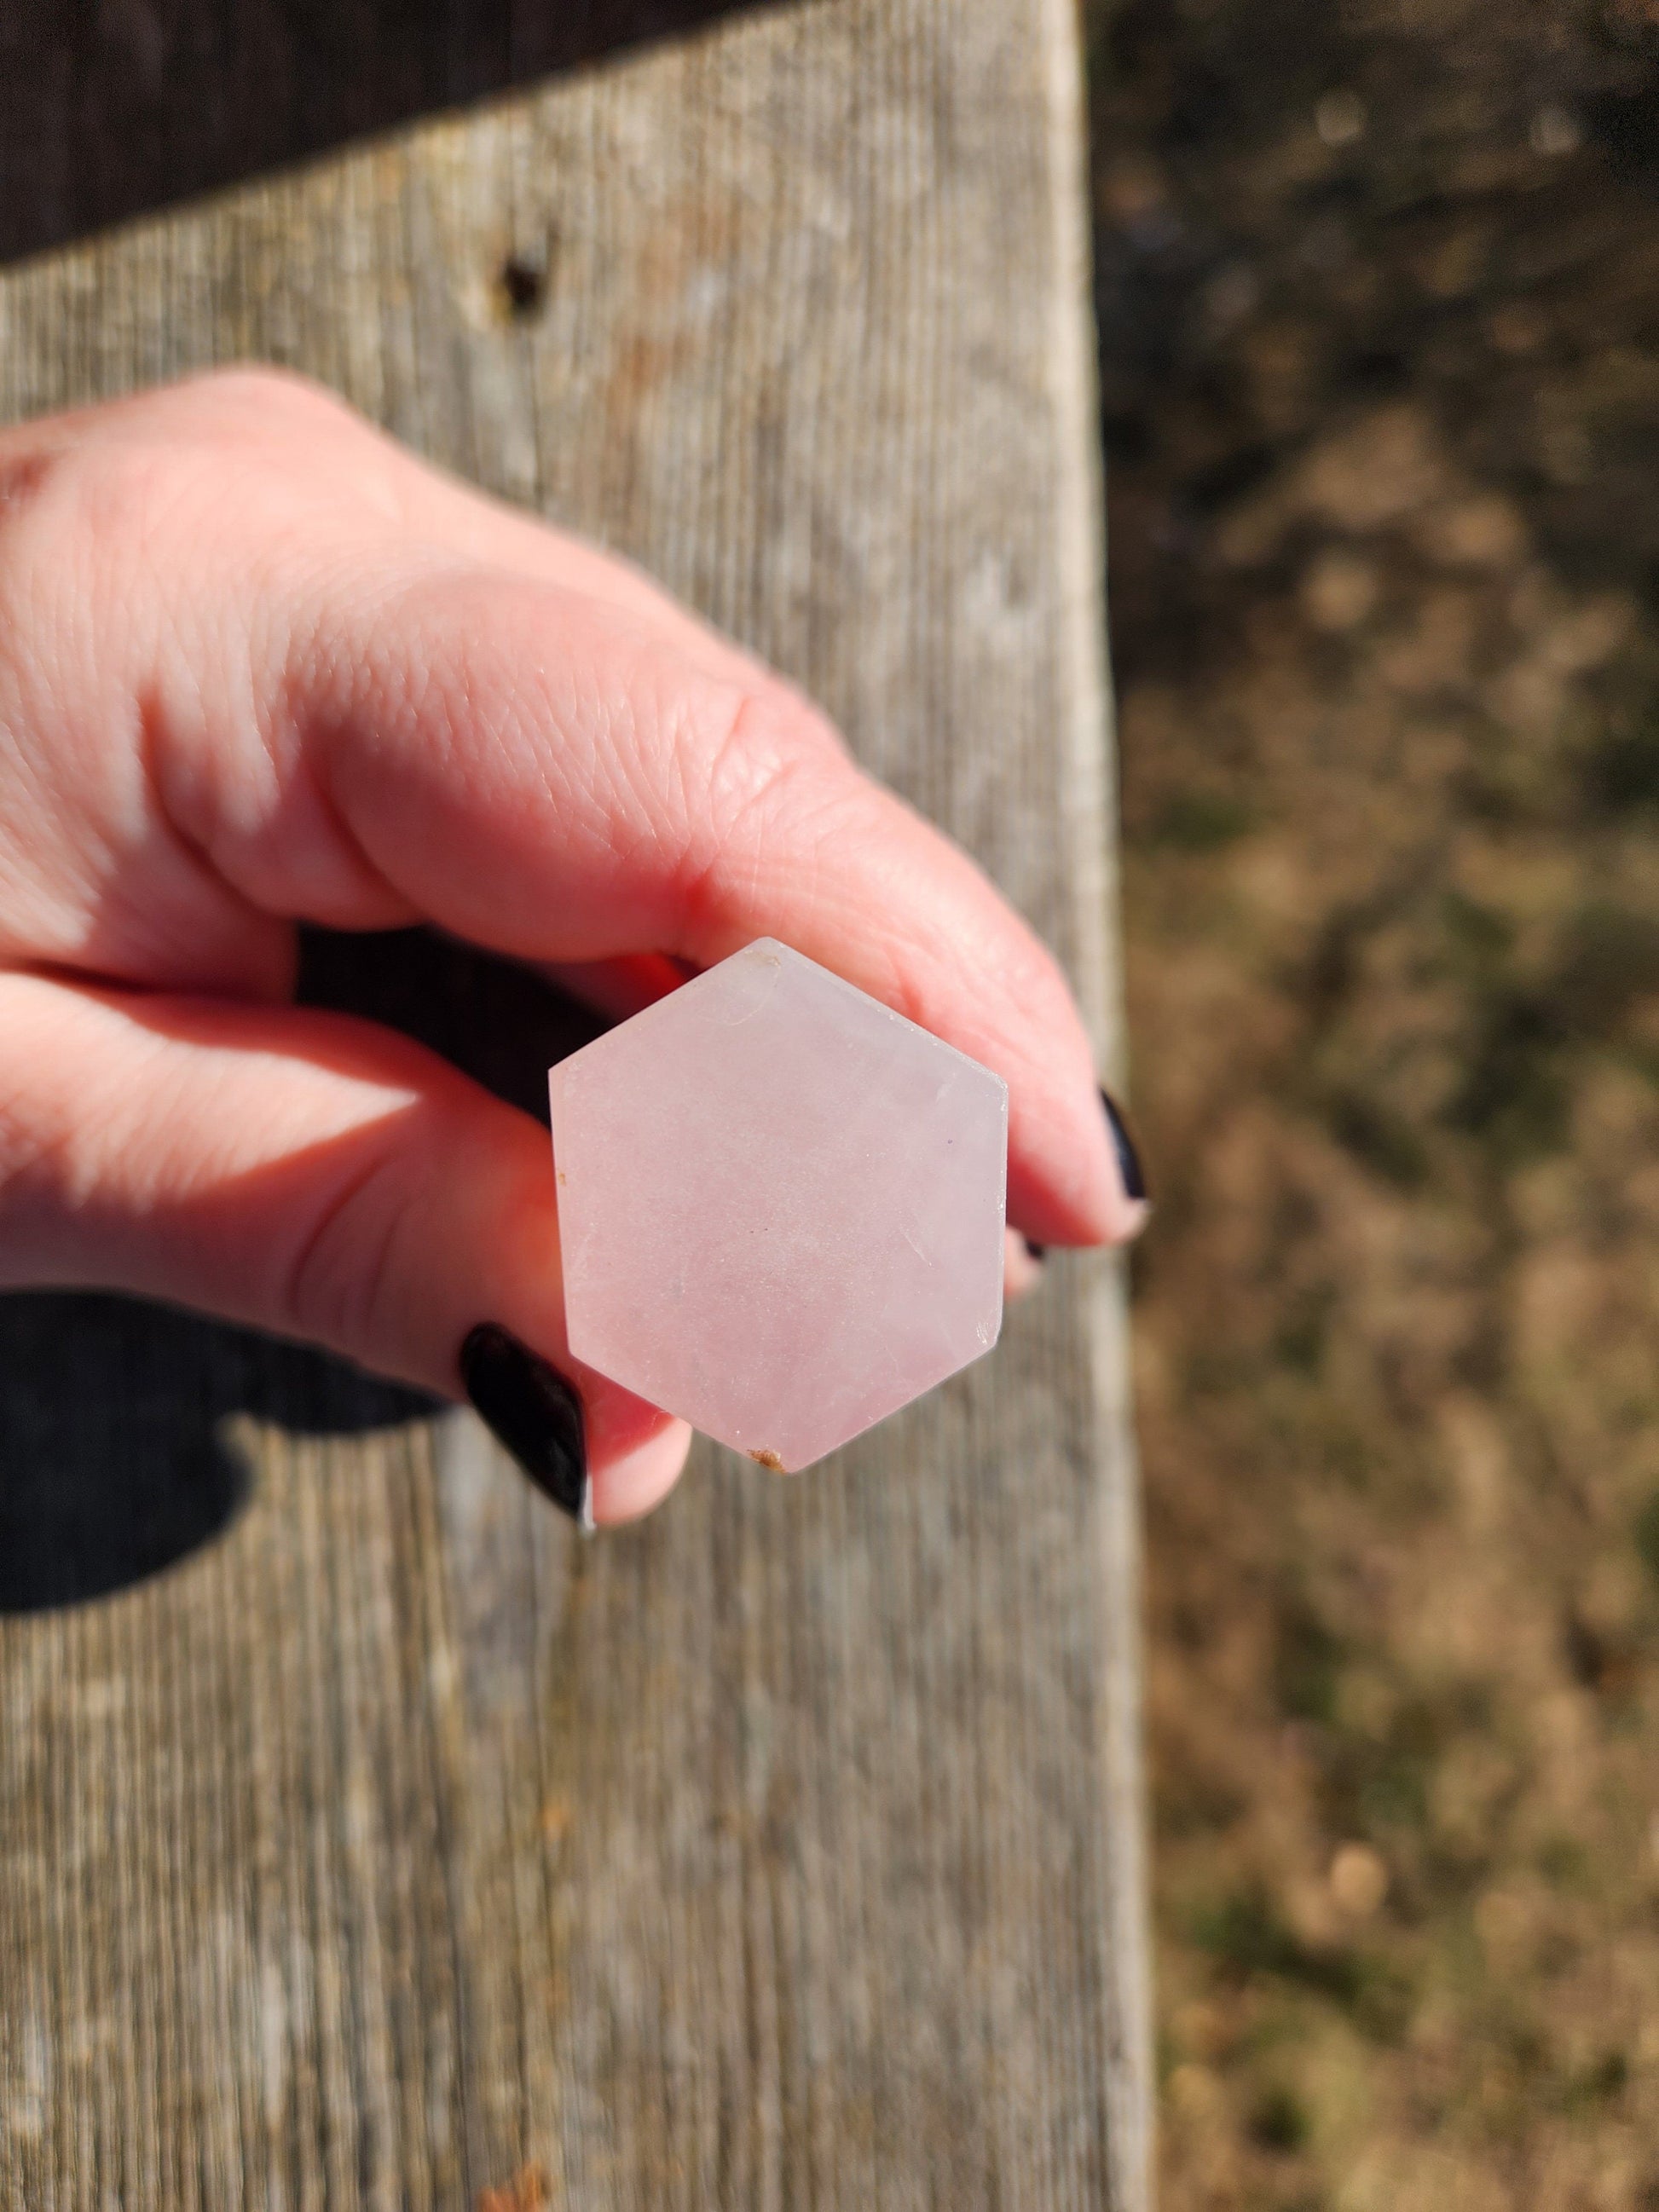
[1090,3,1659,2203]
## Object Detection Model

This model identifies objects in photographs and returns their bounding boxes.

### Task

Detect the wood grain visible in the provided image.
[0,1,1151,2203]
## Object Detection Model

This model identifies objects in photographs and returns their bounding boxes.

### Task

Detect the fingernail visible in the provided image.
[1023,1236,1047,1262]
[1101,1088,1148,1203]
[460,1322,592,1528]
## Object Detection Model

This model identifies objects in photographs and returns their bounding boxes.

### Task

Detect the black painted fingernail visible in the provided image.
[460,1322,592,1528]
[1023,1236,1047,1262]
[1101,1088,1148,1203]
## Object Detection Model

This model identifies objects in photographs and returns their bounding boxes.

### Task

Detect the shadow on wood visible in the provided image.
[0,0,783,268]
[0,1291,434,1614]
[0,936,605,1616]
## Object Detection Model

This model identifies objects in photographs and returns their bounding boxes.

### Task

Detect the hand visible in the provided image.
[0,370,1145,1523]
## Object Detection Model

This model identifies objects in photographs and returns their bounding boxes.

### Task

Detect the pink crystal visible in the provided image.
[548,939,1009,1471]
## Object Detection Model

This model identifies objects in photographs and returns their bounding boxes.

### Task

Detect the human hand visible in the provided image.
[0,370,1146,1523]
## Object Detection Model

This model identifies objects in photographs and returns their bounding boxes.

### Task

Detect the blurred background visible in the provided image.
[1088,1,1659,2202]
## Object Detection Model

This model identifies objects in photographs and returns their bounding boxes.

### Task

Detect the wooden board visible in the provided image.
[0,2,1151,2203]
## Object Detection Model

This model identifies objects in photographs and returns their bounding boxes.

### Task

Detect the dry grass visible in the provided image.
[1091,3,1659,2201]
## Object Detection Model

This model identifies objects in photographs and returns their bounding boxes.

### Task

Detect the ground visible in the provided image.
[1089,3,1659,2203]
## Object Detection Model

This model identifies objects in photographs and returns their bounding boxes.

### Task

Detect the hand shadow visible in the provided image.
[0,930,609,1616]
[0,1290,433,1615]
[0,0,788,269]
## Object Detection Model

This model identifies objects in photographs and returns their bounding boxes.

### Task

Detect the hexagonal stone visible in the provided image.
[548,939,1008,1471]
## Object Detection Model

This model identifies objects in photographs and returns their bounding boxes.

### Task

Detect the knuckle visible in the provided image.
[734,679,847,765]
[0,367,350,527]
[0,425,198,573]
[74,441,193,553]
[0,371,377,591]
[700,683,847,835]
[0,433,84,563]
[669,678,861,929]
[169,363,360,441]
[279,1138,408,1357]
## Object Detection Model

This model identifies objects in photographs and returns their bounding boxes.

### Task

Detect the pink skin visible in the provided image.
[0,369,1147,1524]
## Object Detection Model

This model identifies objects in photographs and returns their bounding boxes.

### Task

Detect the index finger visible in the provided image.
[296,565,1135,1250]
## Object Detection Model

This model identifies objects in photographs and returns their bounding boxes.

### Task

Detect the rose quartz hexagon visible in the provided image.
[548,939,1008,1471]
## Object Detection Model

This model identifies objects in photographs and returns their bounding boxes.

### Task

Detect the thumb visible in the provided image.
[0,972,691,1525]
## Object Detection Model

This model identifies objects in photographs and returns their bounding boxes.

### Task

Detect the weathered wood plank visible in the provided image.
[0,2,1150,2203]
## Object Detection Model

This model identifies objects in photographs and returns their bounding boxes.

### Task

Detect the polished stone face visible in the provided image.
[549,939,1009,1471]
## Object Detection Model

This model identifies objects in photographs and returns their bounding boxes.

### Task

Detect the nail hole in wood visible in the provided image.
[499,256,546,321]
